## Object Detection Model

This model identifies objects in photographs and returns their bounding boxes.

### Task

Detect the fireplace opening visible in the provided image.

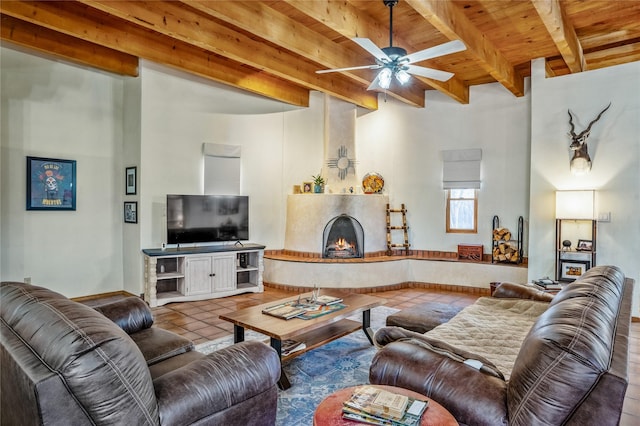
[322,214,364,259]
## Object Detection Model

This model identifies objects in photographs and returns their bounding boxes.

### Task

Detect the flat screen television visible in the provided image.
[167,194,249,244]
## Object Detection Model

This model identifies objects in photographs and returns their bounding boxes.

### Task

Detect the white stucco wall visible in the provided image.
[0,47,126,297]
[528,58,640,316]
[2,47,638,317]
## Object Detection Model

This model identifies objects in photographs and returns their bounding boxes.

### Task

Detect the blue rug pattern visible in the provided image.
[195,306,398,426]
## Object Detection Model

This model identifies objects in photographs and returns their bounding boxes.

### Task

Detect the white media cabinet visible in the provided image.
[142,243,265,307]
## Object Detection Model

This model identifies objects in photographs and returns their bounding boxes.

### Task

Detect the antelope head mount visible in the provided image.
[567,103,611,175]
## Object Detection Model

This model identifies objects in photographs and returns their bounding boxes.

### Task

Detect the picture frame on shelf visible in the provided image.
[125,166,137,195]
[576,239,593,251]
[559,260,590,281]
[124,201,138,223]
[26,156,77,211]
[302,182,313,193]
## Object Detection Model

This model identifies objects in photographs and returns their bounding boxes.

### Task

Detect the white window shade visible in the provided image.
[203,143,241,195]
[442,149,482,189]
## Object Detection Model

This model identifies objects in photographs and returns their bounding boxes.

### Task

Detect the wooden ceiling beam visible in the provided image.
[184,0,432,108]
[531,0,585,73]
[406,0,525,98]
[0,14,138,76]
[284,0,469,105]
[0,0,314,108]
[584,41,640,70]
[74,0,378,109]
[182,0,421,108]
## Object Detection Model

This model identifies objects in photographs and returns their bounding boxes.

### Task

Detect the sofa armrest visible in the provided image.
[153,341,280,425]
[93,297,154,334]
[492,282,554,302]
[370,340,508,426]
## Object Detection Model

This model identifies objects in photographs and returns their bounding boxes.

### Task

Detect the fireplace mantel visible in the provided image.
[284,194,389,254]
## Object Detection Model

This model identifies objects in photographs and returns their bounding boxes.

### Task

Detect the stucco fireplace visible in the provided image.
[284,194,388,256]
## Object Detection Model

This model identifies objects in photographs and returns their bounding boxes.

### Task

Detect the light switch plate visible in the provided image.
[597,212,611,222]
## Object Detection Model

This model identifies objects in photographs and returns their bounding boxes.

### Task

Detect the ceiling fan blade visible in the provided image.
[400,40,466,64]
[406,65,455,82]
[353,38,391,62]
[316,64,380,74]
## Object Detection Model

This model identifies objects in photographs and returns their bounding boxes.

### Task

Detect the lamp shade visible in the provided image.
[555,190,595,219]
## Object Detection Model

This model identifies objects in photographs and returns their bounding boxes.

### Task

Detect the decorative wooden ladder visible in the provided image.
[386,203,410,255]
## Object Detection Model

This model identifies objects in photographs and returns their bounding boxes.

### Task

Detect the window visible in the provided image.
[446,189,477,233]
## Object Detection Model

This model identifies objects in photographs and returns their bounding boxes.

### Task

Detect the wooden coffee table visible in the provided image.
[313,385,458,426]
[219,292,384,389]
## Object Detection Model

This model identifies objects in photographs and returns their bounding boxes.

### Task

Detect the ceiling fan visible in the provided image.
[316,0,466,90]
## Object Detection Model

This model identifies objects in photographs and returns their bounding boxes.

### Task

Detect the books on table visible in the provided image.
[261,303,306,319]
[315,295,343,305]
[342,385,428,426]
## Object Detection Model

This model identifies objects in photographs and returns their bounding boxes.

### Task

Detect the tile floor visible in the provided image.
[139,287,637,424]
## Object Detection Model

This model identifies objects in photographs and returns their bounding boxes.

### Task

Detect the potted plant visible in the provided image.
[312,173,326,193]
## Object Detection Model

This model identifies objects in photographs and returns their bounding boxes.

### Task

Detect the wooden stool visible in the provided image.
[313,384,457,426]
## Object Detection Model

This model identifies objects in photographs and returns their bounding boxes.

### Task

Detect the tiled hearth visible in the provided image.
[263,249,529,291]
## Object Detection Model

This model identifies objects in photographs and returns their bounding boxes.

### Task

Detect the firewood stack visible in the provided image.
[493,228,519,263]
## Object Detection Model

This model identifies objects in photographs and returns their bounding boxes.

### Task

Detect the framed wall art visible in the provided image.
[576,239,593,251]
[125,166,137,195]
[26,156,76,211]
[559,260,590,281]
[124,201,138,223]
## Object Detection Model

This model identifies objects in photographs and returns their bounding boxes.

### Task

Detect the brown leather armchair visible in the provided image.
[1,281,280,426]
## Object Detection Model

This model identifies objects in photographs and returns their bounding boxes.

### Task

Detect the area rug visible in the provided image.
[195,306,399,426]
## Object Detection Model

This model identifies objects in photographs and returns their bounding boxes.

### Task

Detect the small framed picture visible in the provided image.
[302,182,313,193]
[576,239,593,251]
[26,156,77,210]
[124,201,138,223]
[559,260,590,281]
[125,166,137,195]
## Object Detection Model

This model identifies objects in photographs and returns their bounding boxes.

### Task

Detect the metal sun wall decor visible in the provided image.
[327,145,357,180]
[567,103,611,175]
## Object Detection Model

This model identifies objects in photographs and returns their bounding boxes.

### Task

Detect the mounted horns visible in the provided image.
[566,103,611,175]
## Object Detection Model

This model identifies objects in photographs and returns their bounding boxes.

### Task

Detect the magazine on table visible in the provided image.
[281,339,306,356]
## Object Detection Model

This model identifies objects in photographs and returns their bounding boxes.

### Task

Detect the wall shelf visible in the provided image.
[555,219,596,282]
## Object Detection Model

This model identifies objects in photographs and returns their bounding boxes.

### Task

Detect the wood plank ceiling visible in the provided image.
[2,0,639,110]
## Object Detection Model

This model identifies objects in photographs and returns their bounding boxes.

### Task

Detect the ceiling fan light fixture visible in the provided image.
[395,69,411,85]
[378,68,393,89]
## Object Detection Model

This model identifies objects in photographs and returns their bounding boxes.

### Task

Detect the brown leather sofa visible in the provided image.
[369,265,633,426]
[1,281,280,426]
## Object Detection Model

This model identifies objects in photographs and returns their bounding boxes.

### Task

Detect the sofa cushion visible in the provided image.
[1,282,159,425]
[131,327,194,365]
[507,266,627,426]
[93,296,154,334]
[385,301,463,333]
[424,297,549,380]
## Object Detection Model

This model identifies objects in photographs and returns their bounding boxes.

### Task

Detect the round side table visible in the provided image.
[313,384,458,426]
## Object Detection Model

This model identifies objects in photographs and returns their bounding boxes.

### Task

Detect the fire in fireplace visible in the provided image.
[322,214,364,258]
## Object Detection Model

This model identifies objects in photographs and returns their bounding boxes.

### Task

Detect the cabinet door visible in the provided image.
[185,256,213,295]
[212,253,236,292]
